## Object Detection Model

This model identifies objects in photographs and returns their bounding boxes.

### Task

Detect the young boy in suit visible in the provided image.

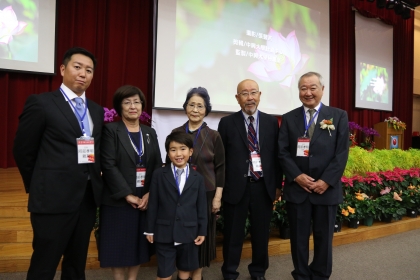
[146,131,207,280]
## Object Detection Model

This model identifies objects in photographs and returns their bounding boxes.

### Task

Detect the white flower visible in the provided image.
[0,6,27,45]
[319,118,334,136]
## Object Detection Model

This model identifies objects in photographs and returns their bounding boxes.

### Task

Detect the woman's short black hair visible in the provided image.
[112,85,146,116]
[182,87,212,116]
[165,131,193,153]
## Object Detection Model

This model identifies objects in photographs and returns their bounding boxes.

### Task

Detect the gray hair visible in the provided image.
[298,72,324,88]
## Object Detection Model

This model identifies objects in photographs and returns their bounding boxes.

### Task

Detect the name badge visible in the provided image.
[296,137,310,157]
[251,152,262,171]
[77,137,95,164]
[136,167,146,187]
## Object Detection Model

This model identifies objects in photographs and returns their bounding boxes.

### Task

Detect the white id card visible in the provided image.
[251,152,262,171]
[77,137,95,164]
[136,167,146,187]
[296,137,310,157]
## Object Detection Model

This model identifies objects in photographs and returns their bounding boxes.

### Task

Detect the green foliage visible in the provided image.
[344,147,420,177]
[344,147,379,177]
[376,193,406,220]
[271,198,288,227]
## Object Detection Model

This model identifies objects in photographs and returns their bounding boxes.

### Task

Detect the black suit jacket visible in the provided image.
[278,103,349,205]
[100,121,162,206]
[146,165,207,244]
[218,110,282,204]
[13,89,104,213]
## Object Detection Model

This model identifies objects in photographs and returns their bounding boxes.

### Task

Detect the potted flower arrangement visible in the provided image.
[272,197,290,239]
[402,184,419,218]
[352,192,379,226]
[384,116,406,131]
[340,197,359,228]
[336,203,350,232]
[348,121,362,148]
[359,127,380,151]
[376,191,406,222]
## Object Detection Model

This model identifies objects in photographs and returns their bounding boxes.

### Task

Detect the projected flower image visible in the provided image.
[248,28,309,88]
[0,0,38,62]
[0,6,27,45]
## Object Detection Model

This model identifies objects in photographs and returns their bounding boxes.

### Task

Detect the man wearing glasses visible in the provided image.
[218,79,282,280]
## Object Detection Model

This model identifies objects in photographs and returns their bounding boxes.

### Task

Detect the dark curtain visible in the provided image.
[0,0,415,168]
[0,0,156,168]
[330,0,414,149]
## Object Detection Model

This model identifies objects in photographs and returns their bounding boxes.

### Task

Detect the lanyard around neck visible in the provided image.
[60,88,89,135]
[302,104,322,137]
[127,128,143,164]
[186,122,203,148]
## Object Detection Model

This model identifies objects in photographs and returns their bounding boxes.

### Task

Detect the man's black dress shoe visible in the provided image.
[251,277,266,280]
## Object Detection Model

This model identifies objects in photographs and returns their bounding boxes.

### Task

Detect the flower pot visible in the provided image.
[363,216,374,226]
[407,209,418,218]
[381,215,392,223]
[347,218,359,229]
[279,225,290,239]
[334,221,342,232]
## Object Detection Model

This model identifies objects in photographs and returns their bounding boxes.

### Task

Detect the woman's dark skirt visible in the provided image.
[99,188,154,267]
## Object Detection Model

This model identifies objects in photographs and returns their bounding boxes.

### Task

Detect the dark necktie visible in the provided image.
[248,116,262,180]
[74,97,91,136]
[308,109,316,139]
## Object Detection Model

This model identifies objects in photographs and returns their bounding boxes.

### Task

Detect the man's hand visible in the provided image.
[294,174,315,193]
[311,179,329,194]
[194,236,205,245]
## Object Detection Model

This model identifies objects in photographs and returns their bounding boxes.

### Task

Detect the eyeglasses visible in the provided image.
[187,103,205,111]
[122,101,142,107]
[238,91,260,97]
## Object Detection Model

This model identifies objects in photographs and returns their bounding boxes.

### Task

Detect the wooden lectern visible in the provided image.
[373,122,404,150]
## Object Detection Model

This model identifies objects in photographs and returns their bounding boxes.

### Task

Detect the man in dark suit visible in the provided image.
[218,79,282,280]
[13,47,104,280]
[278,72,349,280]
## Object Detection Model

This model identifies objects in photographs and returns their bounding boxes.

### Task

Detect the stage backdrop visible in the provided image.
[0,0,414,168]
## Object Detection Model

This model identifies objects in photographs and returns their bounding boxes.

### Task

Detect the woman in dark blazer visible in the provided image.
[169,87,225,280]
[99,85,162,280]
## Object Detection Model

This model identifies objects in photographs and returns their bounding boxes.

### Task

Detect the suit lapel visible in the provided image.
[51,90,83,136]
[233,110,248,148]
[117,121,136,165]
[182,168,196,194]
[257,112,266,149]
[163,165,178,192]
[88,99,101,137]
[292,106,306,137]
[141,125,150,164]
[311,104,331,143]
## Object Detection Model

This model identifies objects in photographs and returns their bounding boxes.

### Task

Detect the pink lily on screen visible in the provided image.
[248,29,309,88]
[0,6,27,44]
